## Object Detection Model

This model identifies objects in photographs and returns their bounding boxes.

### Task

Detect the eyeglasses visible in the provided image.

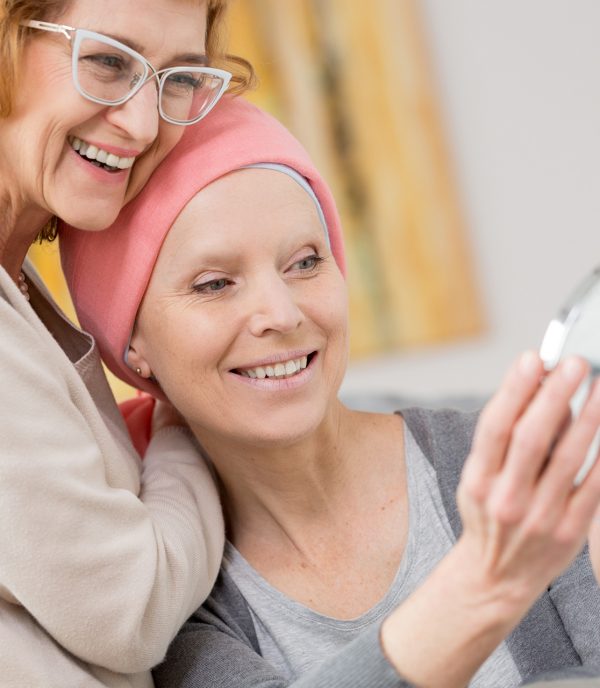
[21,20,232,126]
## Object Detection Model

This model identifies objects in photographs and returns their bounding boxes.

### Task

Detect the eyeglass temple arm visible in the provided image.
[22,20,74,41]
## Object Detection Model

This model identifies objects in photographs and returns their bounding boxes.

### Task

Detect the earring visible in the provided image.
[135,367,143,376]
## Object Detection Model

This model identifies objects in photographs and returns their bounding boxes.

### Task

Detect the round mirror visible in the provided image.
[540,266,600,484]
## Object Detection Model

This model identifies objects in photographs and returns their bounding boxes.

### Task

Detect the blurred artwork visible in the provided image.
[29,0,483,400]
[228,0,484,356]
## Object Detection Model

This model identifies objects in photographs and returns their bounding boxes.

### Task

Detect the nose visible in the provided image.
[103,81,160,148]
[247,276,305,337]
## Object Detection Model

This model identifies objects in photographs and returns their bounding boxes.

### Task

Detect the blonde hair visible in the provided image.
[0,0,256,240]
[205,0,256,95]
[0,1,69,117]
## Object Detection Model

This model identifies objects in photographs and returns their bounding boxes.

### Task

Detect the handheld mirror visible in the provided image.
[539,266,600,485]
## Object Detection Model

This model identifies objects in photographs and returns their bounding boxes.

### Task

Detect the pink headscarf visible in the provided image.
[60,96,345,397]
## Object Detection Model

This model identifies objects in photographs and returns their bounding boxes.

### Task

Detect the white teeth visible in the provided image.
[239,356,310,380]
[85,145,99,159]
[69,136,136,170]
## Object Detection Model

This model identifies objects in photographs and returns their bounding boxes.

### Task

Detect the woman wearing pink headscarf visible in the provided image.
[61,97,600,688]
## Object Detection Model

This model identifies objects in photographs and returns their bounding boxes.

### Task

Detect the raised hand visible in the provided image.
[382,352,600,688]
[457,351,600,602]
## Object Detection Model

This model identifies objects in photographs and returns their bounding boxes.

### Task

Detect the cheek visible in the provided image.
[140,306,226,389]
[314,277,349,334]
[15,42,73,116]
[150,333,228,426]
[125,124,185,203]
[155,120,185,154]
[315,279,350,372]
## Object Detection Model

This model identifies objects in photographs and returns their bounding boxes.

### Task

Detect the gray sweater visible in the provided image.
[153,408,600,688]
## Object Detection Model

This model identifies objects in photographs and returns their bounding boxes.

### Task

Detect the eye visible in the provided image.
[191,277,231,294]
[289,254,324,272]
[163,71,204,95]
[81,52,129,73]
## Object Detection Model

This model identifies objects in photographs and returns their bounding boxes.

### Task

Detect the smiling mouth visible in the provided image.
[233,353,316,380]
[68,136,136,173]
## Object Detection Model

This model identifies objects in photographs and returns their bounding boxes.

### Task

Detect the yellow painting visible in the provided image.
[227,0,483,355]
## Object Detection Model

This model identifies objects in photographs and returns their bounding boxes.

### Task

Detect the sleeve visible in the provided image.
[548,544,600,665]
[153,586,412,688]
[0,298,225,673]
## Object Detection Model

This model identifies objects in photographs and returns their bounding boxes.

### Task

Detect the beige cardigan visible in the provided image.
[0,264,224,687]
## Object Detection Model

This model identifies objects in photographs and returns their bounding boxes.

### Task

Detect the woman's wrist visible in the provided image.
[380,538,533,688]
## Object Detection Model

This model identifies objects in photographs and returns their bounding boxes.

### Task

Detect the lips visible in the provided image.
[233,352,316,380]
[236,355,308,380]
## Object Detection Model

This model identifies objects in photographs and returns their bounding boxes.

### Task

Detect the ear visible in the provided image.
[127,331,153,379]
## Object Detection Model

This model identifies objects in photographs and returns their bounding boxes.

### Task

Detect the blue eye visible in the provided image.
[291,255,324,272]
[163,71,204,96]
[192,278,230,294]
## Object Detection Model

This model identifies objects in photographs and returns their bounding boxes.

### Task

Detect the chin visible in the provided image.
[59,204,121,232]
[239,411,327,448]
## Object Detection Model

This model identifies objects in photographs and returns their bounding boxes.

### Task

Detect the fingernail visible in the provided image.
[518,350,539,377]
[562,356,587,381]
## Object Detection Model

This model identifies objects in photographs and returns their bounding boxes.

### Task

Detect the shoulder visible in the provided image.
[194,569,260,652]
[152,569,268,688]
[399,406,480,538]
[400,406,480,472]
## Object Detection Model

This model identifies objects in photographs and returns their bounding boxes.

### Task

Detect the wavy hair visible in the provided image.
[0,0,256,240]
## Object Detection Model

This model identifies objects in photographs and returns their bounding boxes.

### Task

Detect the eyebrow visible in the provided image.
[172,53,209,66]
[103,34,208,65]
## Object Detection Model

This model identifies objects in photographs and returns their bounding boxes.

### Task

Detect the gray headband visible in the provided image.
[243,163,330,248]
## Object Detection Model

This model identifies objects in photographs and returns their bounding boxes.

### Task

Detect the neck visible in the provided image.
[195,403,403,553]
[0,191,51,282]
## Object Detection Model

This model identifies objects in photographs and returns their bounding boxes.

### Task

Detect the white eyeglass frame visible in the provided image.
[21,20,232,125]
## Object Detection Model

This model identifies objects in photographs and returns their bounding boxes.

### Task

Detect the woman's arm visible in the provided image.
[382,352,600,686]
[0,297,224,673]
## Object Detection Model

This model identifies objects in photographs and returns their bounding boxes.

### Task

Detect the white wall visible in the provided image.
[342,0,600,402]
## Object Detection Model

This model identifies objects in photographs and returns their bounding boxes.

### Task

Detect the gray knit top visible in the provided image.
[153,408,600,688]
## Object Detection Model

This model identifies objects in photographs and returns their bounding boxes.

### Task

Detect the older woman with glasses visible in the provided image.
[0,1,253,686]
[62,97,600,688]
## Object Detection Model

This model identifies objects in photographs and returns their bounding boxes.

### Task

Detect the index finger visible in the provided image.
[467,351,543,483]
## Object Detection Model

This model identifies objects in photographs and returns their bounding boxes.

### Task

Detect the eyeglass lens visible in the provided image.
[76,36,226,123]
[160,69,225,124]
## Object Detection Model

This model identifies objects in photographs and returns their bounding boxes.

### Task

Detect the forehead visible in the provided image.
[166,168,327,256]
[61,0,207,56]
